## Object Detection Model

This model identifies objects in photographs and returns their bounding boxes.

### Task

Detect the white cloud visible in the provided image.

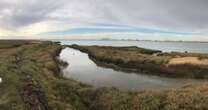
[18,20,74,36]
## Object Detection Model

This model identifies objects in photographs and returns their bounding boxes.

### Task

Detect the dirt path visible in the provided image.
[20,74,50,110]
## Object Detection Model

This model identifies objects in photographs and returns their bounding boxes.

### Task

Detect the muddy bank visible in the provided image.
[69,45,208,79]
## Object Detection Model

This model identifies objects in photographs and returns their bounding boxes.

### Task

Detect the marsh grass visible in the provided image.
[70,45,208,78]
[0,42,208,110]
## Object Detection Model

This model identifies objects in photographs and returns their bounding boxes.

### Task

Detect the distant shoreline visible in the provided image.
[52,39,208,43]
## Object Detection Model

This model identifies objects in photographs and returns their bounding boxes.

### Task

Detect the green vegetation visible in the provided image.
[70,45,208,79]
[0,41,208,110]
[0,41,89,110]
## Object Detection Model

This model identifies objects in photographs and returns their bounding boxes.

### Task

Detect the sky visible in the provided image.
[0,0,208,41]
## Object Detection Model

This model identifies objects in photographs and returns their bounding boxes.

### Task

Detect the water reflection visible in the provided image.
[59,48,203,91]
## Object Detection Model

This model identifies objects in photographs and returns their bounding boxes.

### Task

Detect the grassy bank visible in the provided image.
[1,41,208,110]
[0,41,90,110]
[70,45,208,79]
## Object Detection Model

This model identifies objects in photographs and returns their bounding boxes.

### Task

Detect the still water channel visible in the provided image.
[59,47,204,91]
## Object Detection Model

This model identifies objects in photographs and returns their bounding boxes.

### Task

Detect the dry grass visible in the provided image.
[0,41,90,110]
[168,57,208,65]
[0,41,208,110]
[78,83,208,110]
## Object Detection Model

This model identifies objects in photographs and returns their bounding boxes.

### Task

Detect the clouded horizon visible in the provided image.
[0,0,208,41]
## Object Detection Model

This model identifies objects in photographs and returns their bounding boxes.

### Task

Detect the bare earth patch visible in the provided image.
[168,57,208,65]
